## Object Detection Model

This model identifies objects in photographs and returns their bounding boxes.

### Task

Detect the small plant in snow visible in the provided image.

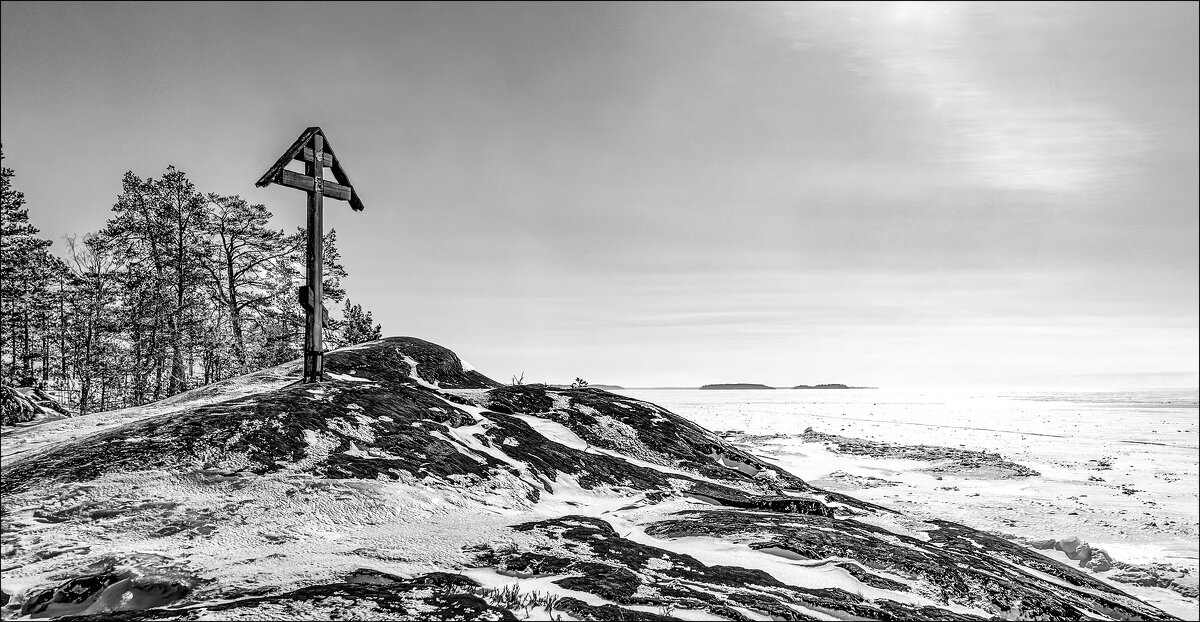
[473,585,563,616]
[571,377,588,389]
[494,540,520,556]
[511,372,525,386]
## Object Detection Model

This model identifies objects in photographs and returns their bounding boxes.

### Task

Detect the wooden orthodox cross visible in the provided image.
[256,127,365,383]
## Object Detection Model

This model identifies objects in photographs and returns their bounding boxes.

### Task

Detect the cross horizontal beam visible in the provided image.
[277,169,353,202]
[295,147,334,167]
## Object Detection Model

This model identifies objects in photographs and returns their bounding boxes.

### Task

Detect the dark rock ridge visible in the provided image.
[326,336,501,390]
[698,383,775,390]
[800,427,1041,478]
[0,337,1177,620]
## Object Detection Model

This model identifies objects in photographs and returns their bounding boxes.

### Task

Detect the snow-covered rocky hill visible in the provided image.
[0,338,1178,620]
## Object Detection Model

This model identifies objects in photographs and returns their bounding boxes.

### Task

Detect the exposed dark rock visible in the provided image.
[1028,535,1117,572]
[324,336,500,389]
[646,510,1168,620]
[800,427,1040,477]
[1107,563,1199,599]
[48,572,516,621]
[485,384,556,415]
[555,562,643,600]
[833,561,912,592]
[489,515,997,620]
[18,559,196,618]
[489,384,819,493]
[686,484,833,516]
[550,597,676,620]
[0,371,834,523]
[345,568,409,584]
[810,470,899,490]
[0,381,501,496]
[2,384,69,426]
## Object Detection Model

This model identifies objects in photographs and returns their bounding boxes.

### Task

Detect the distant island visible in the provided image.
[696,383,875,390]
[792,384,877,389]
[549,383,625,390]
[699,383,776,390]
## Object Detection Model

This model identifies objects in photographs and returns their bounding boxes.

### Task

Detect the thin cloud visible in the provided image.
[761,1,1149,192]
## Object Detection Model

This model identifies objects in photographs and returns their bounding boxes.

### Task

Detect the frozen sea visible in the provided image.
[615,387,1200,616]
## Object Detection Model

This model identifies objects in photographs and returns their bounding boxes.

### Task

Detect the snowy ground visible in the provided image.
[2,361,1193,620]
[616,387,1200,619]
[1,381,963,620]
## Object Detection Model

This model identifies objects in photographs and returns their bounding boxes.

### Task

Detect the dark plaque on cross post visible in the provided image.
[256,127,365,383]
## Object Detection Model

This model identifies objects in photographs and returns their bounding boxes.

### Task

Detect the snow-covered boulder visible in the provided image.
[0,385,68,426]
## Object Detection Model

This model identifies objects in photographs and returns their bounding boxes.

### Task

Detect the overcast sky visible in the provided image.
[2,2,1197,389]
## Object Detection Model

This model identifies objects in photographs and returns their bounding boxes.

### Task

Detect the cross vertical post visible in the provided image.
[305,133,325,383]
[256,126,366,384]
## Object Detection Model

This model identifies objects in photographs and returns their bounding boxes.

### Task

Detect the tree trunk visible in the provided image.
[21,309,30,381]
[40,308,49,385]
[79,323,93,416]
[226,258,246,372]
[59,274,67,389]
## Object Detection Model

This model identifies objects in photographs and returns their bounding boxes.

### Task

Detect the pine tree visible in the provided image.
[335,299,383,347]
[62,235,123,414]
[203,194,291,374]
[0,147,65,387]
[97,167,210,397]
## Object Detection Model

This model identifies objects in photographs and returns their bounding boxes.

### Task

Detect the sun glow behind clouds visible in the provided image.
[764,1,1148,192]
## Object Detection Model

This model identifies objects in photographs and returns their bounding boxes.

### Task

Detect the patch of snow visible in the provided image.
[287,429,338,471]
[588,415,666,464]
[509,414,588,451]
[548,392,573,412]
[399,354,441,389]
[327,415,377,443]
[327,373,371,382]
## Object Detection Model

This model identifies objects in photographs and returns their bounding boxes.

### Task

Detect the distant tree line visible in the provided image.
[0,147,381,415]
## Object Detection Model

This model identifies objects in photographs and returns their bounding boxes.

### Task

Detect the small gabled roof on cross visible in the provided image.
[256,126,365,212]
